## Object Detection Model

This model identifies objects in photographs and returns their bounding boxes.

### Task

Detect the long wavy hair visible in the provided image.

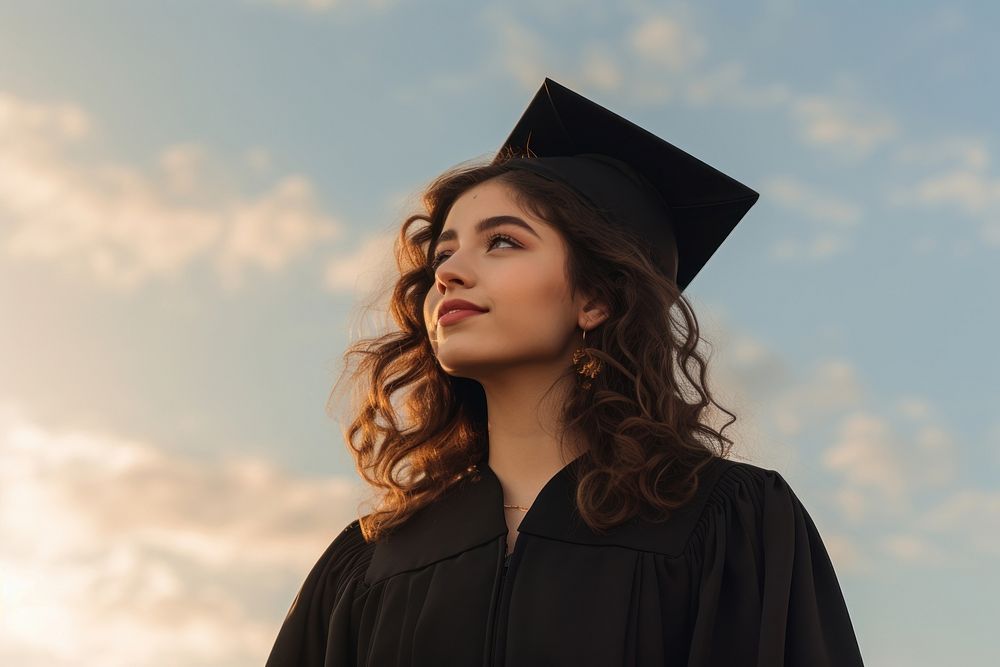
[328,147,739,543]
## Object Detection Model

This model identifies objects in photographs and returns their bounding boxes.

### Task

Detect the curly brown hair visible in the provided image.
[327,147,739,543]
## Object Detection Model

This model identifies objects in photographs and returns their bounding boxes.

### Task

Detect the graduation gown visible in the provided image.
[265,454,865,666]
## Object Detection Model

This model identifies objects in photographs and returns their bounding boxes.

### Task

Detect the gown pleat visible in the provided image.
[265,457,865,666]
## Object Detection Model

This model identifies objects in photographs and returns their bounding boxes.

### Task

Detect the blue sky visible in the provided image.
[1,1,998,665]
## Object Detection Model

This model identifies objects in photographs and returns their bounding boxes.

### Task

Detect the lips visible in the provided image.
[438,298,488,320]
[438,309,486,327]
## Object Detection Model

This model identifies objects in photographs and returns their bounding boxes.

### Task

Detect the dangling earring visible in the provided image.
[572,327,603,390]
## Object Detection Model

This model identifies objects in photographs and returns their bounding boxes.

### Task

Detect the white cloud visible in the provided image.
[913,489,1000,560]
[880,532,951,565]
[890,136,990,170]
[628,15,707,72]
[769,233,846,261]
[216,175,340,289]
[789,94,899,159]
[699,309,985,570]
[250,0,398,14]
[769,360,866,439]
[763,175,863,226]
[684,60,792,109]
[696,313,865,473]
[579,43,624,92]
[481,7,902,166]
[0,402,366,666]
[823,409,961,516]
[243,146,274,173]
[482,7,553,92]
[822,530,873,575]
[762,174,863,261]
[323,228,398,298]
[680,63,900,163]
[990,421,1000,468]
[888,166,1000,218]
[894,396,934,420]
[0,91,342,292]
[0,92,90,147]
[832,485,869,524]
[159,143,209,196]
[481,8,705,106]
[823,412,911,516]
[885,145,1000,248]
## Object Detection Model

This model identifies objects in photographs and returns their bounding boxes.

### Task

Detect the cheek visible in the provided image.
[422,295,440,348]
[422,292,438,325]
[494,267,574,334]
[422,300,432,326]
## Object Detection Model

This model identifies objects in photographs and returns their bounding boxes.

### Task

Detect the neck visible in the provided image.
[480,368,587,509]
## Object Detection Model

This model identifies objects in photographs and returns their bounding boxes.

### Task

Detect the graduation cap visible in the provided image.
[492,77,759,292]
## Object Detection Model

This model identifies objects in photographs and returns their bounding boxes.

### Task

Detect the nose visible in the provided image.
[435,275,466,295]
[433,256,472,295]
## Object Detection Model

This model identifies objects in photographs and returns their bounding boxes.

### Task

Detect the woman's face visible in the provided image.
[423,178,592,381]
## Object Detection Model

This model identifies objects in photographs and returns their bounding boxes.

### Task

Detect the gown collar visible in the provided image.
[365,449,735,585]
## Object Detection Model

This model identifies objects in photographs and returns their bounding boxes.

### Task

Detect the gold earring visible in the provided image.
[572,328,602,390]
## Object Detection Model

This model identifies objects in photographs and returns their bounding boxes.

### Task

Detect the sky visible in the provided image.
[1,0,998,665]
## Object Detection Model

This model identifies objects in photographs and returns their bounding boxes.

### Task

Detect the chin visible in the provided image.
[436,353,503,378]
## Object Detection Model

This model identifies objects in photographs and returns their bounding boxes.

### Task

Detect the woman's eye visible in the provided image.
[429,233,519,270]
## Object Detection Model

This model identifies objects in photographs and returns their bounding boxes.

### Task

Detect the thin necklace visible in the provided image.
[503,504,530,512]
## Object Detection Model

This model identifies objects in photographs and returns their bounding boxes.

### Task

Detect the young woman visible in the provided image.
[265,78,865,666]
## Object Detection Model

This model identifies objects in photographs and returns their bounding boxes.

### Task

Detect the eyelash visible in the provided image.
[428,232,520,270]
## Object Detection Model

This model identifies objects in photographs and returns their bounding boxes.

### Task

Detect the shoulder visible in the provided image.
[266,518,376,664]
[300,518,376,602]
[705,456,795,500]
[686,457,818,555]
[668,455,793,522]
[695,456,804,519]
[683,461,865,665]
[326,517,375,567]
[567,456,789,557]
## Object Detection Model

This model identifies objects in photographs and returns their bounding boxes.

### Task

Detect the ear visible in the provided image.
[577,294,611,332]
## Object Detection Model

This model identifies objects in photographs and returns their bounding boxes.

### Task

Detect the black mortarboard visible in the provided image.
[492,77,759,292]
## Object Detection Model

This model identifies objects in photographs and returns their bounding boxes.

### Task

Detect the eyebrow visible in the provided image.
[435,215,542,245]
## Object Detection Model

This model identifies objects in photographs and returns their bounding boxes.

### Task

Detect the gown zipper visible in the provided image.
[488,535,521,667]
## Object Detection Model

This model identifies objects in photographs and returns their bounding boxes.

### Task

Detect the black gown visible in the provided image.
[265,454,865,666]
